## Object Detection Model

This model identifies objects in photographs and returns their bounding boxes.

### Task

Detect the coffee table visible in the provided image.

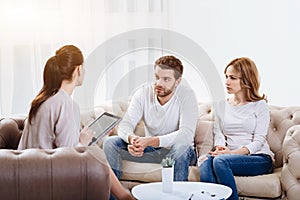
[132,181,232,200]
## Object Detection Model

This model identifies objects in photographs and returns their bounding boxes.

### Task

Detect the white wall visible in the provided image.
[0,0,172,115]
[170,0,300,106]
[1,0,299,115]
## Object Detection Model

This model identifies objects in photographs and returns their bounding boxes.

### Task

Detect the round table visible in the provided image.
[132,181,232,200]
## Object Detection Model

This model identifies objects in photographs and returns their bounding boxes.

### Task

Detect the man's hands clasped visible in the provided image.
[127,136,143,157]
[127,135,159,157]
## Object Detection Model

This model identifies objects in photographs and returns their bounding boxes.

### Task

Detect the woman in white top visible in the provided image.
[18,45,134,200]
[199,57,274,200]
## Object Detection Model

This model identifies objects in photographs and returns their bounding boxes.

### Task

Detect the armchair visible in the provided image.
[0,117,111,200]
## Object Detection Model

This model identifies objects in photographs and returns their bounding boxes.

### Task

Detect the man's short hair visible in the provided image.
[155,55,183,79]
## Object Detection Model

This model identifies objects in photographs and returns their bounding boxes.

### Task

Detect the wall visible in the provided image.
[0,0,299,115]
[0,0,172,115]
[170,0,300,106]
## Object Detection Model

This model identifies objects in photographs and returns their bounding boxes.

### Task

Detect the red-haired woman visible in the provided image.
[199,57,274,200]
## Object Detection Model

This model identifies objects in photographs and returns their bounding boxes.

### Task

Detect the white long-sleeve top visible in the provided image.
[18,89,81,150]
[214,99,274,158]
[118,82,198,148]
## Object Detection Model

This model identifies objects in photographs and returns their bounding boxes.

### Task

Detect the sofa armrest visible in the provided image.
[0,117,25,149]
[281,125,300,200]
[0,146,110,200]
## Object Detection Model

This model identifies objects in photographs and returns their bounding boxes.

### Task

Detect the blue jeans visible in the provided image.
[103,135,197,181]
[199,154,274,200]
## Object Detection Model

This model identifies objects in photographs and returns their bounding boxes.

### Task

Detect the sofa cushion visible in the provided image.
[235,168,282,198]
[121,161,161,182]
[194,120,214,157]
[121,161,200,183]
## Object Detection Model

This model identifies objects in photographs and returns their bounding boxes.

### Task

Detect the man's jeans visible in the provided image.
[103,136,197,181]
[199,154,274,200]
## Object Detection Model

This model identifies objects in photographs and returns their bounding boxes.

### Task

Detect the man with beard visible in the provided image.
[103,55,198,182]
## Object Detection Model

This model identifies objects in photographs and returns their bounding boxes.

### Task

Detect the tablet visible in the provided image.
[88,112,121,146]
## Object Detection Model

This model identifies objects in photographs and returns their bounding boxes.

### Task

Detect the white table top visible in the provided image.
[132,181,232,200]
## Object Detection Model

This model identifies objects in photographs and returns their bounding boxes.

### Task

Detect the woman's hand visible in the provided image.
[210,146,250,156]
[107,128,115,136]
[209,145,231,156]
[79,127,94,146]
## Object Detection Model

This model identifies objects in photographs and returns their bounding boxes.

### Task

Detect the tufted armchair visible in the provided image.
[80,101,300,200]
[0,117,111,200]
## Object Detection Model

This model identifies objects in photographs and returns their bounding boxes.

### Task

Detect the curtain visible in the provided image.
[0,0,172,115]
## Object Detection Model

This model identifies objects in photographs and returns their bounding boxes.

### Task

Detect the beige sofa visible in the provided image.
[80,101,300,200]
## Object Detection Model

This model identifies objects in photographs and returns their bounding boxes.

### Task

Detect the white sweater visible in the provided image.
[214,99,274,158]
[118,82,198,148]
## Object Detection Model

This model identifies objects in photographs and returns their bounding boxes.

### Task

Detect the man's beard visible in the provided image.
[154,83,176,98]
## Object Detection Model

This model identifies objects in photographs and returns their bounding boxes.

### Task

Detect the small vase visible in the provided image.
[161,166,174,193]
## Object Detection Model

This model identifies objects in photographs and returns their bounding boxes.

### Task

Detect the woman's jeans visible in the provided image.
[199,154,274,200]
[103,135,197,181]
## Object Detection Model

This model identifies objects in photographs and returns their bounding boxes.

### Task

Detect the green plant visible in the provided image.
[161,157,174,168]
